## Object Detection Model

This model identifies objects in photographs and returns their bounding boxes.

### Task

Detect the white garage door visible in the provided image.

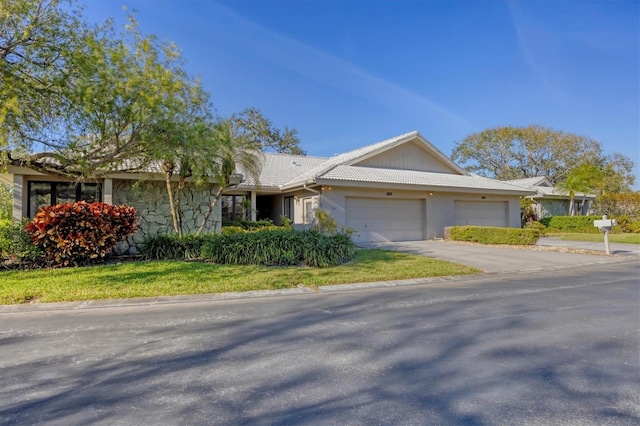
[454,201,508,227]
[345,197,425,243]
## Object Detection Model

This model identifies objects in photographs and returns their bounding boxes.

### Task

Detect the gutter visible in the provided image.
[302,184,321,195]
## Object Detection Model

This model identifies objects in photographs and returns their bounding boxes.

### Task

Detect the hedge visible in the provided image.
[539,215,640,233]
[448,226,540,245]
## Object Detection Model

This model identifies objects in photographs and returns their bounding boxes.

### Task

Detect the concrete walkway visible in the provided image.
[360,237,638,273]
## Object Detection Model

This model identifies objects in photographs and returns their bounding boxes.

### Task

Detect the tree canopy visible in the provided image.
[1,0,214,178]
[228,107,305,155]
[1,0,268,236]
[451,124,634,193]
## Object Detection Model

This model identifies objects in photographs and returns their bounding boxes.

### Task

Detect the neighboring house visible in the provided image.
[2,131,534,248]
[505,176,596,219]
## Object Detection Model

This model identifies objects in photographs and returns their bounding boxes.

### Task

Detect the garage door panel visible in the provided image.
[346,197,425,243]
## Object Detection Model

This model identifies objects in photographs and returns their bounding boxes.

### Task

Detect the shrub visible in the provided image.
[524,220,547,236]
[520,198,537,225]
[222,219,274,230]
[313,209,338,234]
[201,229,356,267]
[0,218,42,262]
[449,226,540,245]
[26,202,137,266]
[539,216,601,233]
[140,233,214,260]
[612,215,640,234]
[592,193,640,217]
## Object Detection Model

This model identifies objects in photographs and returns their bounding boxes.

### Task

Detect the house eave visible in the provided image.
[314,178,536,195]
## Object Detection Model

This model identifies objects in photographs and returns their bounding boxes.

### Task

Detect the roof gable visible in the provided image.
[352,139,462,174]
[281,131,467,189]
[505,176,552,188]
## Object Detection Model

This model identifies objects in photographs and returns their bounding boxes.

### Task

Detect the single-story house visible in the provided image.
[505,176,596,219]
[2,131,535,250]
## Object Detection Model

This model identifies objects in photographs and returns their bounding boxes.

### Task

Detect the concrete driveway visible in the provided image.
[360,237,638,273]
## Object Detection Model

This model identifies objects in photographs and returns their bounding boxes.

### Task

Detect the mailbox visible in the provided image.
[594,218,616,232]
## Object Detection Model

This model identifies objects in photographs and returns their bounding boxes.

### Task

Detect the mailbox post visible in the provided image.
[594,215,617,255]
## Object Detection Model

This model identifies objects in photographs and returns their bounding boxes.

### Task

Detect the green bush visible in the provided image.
[222,219,274,230]
[201,229,356,267]
[612,215,640,233]
[26,202,137,266]
[140,233,214,260]
[524,220,547,236]
[449,226,540,245]
[539,216,601,233]
[592,193,640,217]
[0,218,42,262]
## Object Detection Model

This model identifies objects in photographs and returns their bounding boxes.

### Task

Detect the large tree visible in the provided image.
[451,124,633,186]
[228,107,305,155]
[1,0,265,237]
[2,1,212,178]
[1,0,86,152]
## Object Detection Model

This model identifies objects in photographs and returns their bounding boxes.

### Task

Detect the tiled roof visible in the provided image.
[503,176,595,199]
[280,131,425,188]
[319,166,534,193]
[505,177,550,187]
[238,152,327,187]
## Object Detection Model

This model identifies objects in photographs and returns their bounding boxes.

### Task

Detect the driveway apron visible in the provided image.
[360,239,635,273]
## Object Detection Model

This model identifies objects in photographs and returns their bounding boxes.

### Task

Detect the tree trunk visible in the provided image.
[164,173,180,236]
[196,185,225,235]
[175,177,186,236]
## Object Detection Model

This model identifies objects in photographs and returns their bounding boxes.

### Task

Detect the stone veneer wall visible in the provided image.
[112,179,222,254]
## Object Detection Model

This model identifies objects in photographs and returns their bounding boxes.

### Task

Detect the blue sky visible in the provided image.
[82,0,639,186]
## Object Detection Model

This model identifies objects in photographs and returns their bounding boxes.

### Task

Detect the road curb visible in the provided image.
[1,256,635,314]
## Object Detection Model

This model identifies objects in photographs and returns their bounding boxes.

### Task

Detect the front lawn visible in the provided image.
[550,233,640,244]
[0,249,480,304]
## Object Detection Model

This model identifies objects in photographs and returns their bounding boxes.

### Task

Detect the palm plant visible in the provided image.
[196,120,262,235]
[555,164,604,215]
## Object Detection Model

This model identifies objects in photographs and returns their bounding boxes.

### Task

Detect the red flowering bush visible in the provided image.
[26,201,137,266]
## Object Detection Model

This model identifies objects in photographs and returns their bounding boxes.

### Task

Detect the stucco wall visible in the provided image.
[112,179,221,253]
[321,186,522,240]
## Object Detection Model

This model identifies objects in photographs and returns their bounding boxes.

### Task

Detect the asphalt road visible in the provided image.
[1,258,638,425]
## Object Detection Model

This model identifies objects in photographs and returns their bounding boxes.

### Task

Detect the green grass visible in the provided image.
[550,233,640,244]
[0,249,480,305]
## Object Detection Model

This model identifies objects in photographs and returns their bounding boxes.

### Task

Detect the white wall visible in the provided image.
[322,186,522,240]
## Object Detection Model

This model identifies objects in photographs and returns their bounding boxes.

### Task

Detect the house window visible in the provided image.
[283,196,294,220]
[221,195,248,222]
[304,199,314,224]
[28,181,102,218]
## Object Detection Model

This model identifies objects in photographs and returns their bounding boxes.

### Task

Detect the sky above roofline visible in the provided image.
[81,0,640,189]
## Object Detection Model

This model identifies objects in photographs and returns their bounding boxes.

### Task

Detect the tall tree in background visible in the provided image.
[451,124,633,187]
[228,107,305,155]
[599,153,635,194]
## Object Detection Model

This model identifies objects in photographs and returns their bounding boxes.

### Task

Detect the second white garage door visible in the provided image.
[345,197,425,243]
[454,201,508,227]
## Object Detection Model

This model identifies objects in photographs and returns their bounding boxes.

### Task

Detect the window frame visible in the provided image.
[27,181,102,218]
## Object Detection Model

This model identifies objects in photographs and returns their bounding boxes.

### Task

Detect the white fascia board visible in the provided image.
[314,178,536,195]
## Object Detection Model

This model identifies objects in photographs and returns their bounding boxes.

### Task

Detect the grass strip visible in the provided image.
[550,233,640,244]
[0,249,479,304]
